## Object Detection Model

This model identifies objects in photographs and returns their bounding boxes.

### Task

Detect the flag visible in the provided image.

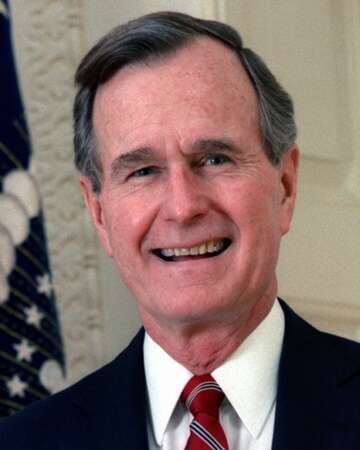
[0,0,65,417]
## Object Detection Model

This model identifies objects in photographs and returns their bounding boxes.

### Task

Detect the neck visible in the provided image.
[141,295,276,375]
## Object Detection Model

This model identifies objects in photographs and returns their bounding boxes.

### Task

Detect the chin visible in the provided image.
[163,293,239,325]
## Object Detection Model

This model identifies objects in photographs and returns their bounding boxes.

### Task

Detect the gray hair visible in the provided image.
[74,11,297,193]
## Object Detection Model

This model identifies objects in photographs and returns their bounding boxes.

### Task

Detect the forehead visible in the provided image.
[93,37,261,153]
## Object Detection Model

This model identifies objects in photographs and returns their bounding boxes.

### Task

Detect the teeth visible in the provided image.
[159,239,227,258]
[199,244,207,255]
[190,246,199,256]
[207,240,215,253]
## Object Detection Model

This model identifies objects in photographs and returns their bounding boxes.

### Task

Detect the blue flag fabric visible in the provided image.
[0,0,65,417]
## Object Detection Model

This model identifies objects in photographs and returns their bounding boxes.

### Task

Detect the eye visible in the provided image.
[204,154,231,166]
[129,166,157,178]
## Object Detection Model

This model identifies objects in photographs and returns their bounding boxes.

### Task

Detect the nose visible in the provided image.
[162,166,209,225]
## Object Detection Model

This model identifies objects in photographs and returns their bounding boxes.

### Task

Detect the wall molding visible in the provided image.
[201,0,226,21]
[342,0,360,200]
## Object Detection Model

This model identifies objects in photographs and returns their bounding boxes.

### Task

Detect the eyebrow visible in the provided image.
[109,138,241,179]
[191,138,239,154]
[110,146,155,179]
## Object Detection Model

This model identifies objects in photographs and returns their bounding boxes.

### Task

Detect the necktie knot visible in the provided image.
[181,374,224,418]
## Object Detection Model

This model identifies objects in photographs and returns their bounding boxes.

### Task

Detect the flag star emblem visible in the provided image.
[6,374,28,398]
[13,339,36,362]
[36,273,53,297]
[24,304,44,328]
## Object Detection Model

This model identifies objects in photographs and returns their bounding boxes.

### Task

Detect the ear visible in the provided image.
[279,145,299,236]
[79,176,113,257]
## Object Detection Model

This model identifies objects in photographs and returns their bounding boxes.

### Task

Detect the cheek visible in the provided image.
[103,193,157,254]
[230,182,282,240]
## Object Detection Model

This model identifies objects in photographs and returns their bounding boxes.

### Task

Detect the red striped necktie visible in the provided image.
[181,374,229,450]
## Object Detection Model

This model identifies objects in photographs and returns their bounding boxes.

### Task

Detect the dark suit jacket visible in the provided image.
[1,301,360,449]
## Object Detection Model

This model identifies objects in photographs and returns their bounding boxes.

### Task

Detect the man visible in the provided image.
[1,11,359,450]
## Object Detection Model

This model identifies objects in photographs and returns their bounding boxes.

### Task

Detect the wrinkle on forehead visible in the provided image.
[93,37,262,159]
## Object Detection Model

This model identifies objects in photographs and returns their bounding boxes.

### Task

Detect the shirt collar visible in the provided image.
[144,298,284,445]
[144,332,192,445]
[213,298,284,437]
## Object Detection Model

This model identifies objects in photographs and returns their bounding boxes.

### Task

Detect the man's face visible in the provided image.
[81,38,298,332]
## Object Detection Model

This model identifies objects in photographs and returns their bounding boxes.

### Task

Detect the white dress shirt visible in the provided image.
[144,299,285,450]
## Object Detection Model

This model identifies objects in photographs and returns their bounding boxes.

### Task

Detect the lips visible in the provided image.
[153,238,231,261]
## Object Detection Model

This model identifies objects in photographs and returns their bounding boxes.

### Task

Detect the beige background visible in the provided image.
[9,0,360,386]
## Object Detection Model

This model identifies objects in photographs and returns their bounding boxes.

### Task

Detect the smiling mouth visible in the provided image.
[153,238,232,262]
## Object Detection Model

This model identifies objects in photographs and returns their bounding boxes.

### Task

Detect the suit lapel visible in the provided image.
[272,301,360,450]
[271,302,330,450]
[67,329,149,450]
